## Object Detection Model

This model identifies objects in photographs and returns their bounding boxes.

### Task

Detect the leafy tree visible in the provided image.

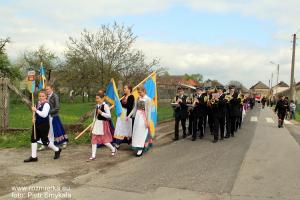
[0,38,22,80]
[184,73,203,82]
[21,45,60,82]
[227,80,245,89]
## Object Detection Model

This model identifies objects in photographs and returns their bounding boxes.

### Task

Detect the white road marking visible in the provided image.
[265,118,275,123]
[284,120,292,125]
[250,116,258,122]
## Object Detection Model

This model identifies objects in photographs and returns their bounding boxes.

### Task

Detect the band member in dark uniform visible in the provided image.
[275,95,289,128]
[206,87,215,135]
[188,92,196,136]
[224,87,232,138]
[192,86,207,141]
[203,87,209,134]
[172,87,188,140]
[237,93,245,129]
[211,86,227,143]
[229,90,241,137]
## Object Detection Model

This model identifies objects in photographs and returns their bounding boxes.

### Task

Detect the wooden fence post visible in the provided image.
[0,78,9,131]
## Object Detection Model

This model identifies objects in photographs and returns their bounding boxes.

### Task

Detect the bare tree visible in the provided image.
[65,22,160,88]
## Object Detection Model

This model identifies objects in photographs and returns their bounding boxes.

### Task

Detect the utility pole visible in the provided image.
[276,64,279,95]
[290,34,296,102]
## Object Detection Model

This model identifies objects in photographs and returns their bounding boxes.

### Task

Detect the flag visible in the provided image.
[38,63,46,90]
[105,79,123,117]
[27,70,36,93]
[132,72,158,137]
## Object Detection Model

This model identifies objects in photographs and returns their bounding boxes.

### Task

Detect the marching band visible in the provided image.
[172,85,248,143]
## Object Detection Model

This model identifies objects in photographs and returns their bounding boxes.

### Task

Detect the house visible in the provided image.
[271,81,289,95]
[250,81,270,98]
[157,75,200,100]
[202,79,224,88]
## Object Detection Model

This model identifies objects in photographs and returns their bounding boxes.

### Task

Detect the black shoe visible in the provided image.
[231,134,234,137]
[192,137,196,141]
[225,135,230,138]
[54,148,62,159]
[173,137,179,141]
[136,151,143,157]
[24,156,38,163]
[183,134,187,139]
[199,134,204,139]
[212,140,218,143]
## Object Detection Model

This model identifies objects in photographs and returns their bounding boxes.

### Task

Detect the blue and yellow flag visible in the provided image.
[132,72,158,137]
[105,79,123,117]
[38,63,46,90]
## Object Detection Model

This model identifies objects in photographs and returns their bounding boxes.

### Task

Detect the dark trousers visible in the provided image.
[230,116,237,135]
[188,113,193,135]
[31,122,50,145]
[213,116,225,141]
[203,113,207,131]
[225,114,231,137]
[193,115,204,139]
[175,117,186,139]
[208,114,214,134]
[278,113,285,126]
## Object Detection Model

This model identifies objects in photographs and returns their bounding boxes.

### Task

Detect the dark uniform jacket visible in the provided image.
[211,93,227,117]
[229,96,241,117]
[174,95,188,119]
[194,93,207,117]
[275,99,289,114]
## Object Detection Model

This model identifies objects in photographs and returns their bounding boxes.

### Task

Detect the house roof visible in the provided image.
[202,79,224,87]
[250,81,269,90]
[273,81,289,88]
[157,75,200,86]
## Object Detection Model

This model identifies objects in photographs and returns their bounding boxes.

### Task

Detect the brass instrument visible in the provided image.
[225,94,232,102]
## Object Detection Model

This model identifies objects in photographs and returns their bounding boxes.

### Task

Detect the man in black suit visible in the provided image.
[275,95,289,128]
[211,86,227,143]
[192,86,207,141]
[229,90,241,137]
[173,87,188,140]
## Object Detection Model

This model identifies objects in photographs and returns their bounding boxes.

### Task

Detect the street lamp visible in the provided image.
[270,61,280,95]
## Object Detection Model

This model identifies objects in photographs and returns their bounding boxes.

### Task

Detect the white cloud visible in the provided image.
[135,39,300,88]
[1,0,300,88]
[185,0,300,30]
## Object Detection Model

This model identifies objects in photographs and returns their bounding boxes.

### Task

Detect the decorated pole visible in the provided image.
[27,70,36,139]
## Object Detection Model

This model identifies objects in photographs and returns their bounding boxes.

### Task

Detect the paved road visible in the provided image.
[2,105,300,200]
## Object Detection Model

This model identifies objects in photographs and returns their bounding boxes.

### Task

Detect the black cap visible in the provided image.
[204,86,211,90]
[196,86,204,90]
[177,86,184,91]
[216,85,224,90]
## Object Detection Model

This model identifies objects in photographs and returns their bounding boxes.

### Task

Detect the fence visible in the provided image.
[0,78,9,130]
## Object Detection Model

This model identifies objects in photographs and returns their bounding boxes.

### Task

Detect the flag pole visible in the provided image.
[32,92,36,140]
[75,71,156,140]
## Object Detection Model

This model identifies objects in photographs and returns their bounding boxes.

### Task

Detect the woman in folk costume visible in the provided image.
[127,86,153,157]
[38,85,68,151]
[114,85,135,149]
[24,91,62,162]
[87,92,117,161]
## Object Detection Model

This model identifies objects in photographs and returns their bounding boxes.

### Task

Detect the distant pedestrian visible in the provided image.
[261,96,266,109]
[275,95,289,128]
[289,100,296,120]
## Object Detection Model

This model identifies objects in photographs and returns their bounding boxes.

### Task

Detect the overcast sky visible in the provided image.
[1,0,300,88]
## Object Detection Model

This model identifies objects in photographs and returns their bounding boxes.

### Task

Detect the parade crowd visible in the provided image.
[23,82,297,163]
[172,86,255,143]
[24,84,155,163]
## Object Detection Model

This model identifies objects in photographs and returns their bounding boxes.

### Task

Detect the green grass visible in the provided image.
[296,112,300,122]
[1,102,174,148]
